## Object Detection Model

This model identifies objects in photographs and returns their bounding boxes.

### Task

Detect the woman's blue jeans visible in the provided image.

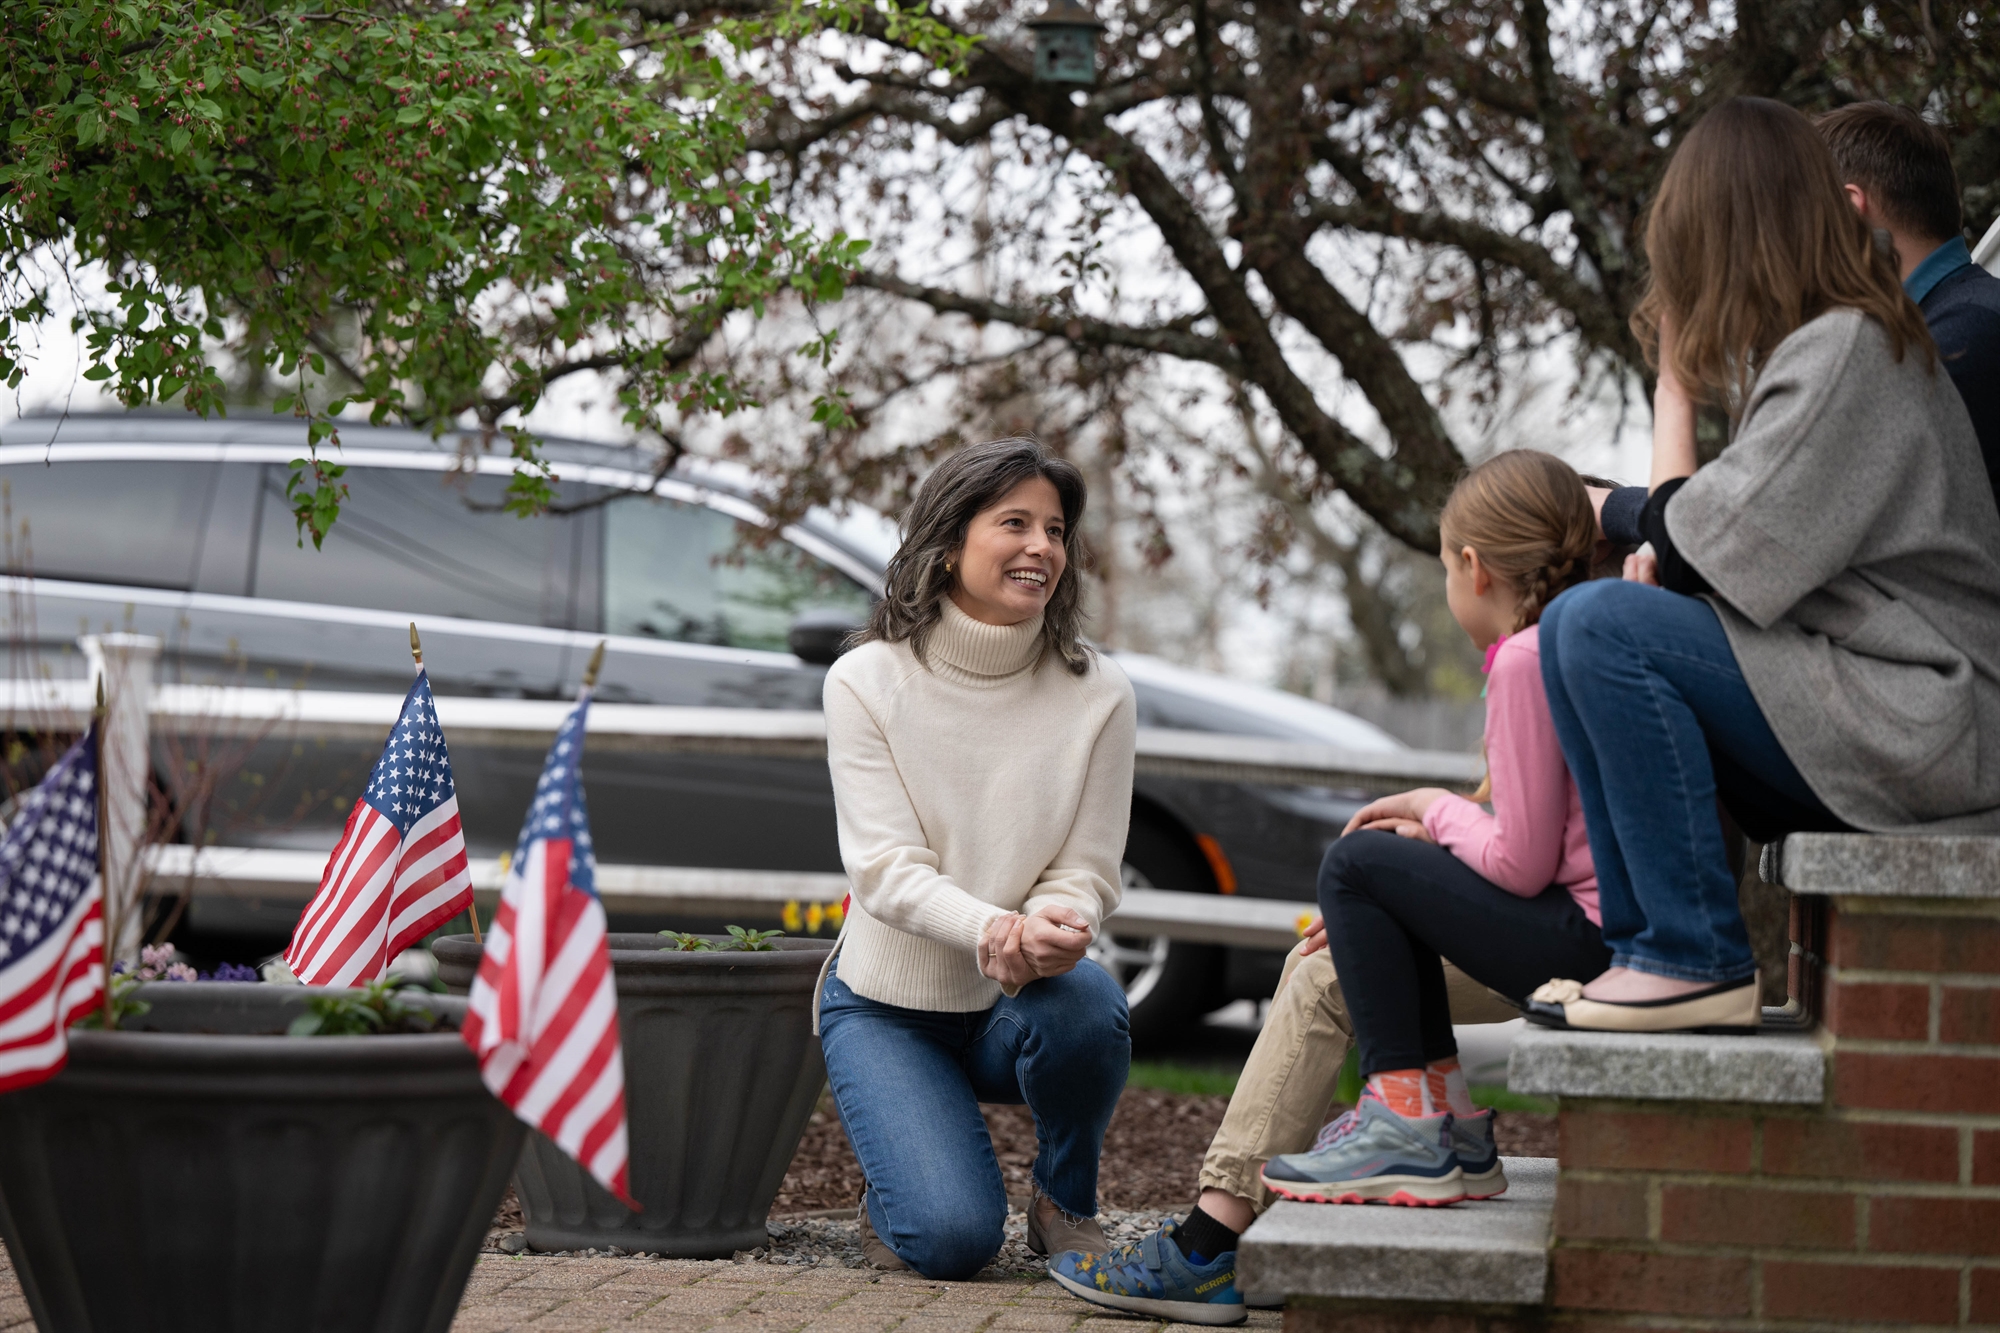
[1539,580,1843,984]
[817,960,1129,1279]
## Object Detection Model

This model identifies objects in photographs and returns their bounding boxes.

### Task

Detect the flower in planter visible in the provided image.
[657,927,786,952]
[73,971,148,1029]
[288,978,452,1036]
[115,945,198,983]
[200,962,261,982]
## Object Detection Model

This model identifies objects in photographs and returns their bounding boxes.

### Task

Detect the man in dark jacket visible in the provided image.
[1818,102,2000,500]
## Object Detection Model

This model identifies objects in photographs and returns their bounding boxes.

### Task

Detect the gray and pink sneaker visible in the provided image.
[1260,1093,1466,1206]
[1451,1108,1509,1199]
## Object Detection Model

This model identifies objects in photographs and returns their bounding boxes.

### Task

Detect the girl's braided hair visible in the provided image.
[1440,450,1603,806]
[1438,450,1600,632]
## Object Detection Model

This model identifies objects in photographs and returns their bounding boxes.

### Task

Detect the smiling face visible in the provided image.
[947,476,1070,627]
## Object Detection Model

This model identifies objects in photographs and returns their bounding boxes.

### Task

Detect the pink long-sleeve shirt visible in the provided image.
[1420,625,1600,925]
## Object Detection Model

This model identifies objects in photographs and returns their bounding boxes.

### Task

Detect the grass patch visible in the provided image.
[1471,1085,1557,1114]
[1126,1061,1240,1097]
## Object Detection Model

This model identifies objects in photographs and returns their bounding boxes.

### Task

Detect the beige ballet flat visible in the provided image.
[1524,974,1760,1034]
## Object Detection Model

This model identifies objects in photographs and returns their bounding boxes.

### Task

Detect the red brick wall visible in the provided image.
[1551,898,2000,1330]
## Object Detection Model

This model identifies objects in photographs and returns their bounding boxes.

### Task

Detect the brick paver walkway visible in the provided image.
[0,1247,1284,1333]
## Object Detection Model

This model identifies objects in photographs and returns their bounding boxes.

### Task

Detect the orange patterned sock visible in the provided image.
[1426,1057,1476,1116]
[1366,1069,1434,1118]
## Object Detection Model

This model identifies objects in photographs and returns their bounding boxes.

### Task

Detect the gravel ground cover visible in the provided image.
[766,1086,1557,1215]
[491,1205,1181,1272]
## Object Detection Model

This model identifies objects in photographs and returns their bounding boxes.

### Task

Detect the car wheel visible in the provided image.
[1090,819,1223,1047]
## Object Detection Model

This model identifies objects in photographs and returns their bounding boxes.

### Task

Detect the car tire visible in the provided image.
[1091,817,1224,1048]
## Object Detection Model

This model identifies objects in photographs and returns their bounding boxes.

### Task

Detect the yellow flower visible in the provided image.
[806,902,825,934]
[1296,911,1315,938]
[828,899,846,928]
[781,901,803,933]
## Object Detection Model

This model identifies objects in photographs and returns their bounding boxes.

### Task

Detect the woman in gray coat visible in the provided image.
[1528,97,2000,1034]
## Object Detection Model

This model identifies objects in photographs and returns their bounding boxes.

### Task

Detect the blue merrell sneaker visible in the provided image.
[1260,1093,1465,1206]
[1452,1107,1508,1199]
[1048,1224,1246,1326]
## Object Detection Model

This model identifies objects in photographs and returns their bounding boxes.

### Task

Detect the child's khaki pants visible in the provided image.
[1196,940,1521,1211]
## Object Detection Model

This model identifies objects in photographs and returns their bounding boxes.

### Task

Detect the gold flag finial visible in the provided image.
[582,640,608,691]
[409,622,423,668]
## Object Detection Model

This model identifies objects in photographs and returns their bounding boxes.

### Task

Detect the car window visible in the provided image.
[251,466,582,626]
[0,460,221,589]
[604,497,871,652]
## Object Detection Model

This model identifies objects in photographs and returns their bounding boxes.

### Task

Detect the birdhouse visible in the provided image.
[1028,0,1104,85]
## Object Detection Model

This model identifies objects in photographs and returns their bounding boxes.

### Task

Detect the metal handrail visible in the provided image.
[143,844,1315,950]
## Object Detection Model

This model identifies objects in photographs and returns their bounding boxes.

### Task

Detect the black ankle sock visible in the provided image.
[1173,1203,1242,1263]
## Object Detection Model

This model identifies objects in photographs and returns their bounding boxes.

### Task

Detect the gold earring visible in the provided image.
[944,560,954,573]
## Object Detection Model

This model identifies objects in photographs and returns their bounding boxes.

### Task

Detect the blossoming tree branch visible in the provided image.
[0,0,971,543]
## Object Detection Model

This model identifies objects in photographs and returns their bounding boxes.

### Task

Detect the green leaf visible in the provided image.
[169,128,192,154]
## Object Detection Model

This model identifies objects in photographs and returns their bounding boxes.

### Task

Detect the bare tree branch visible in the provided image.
[853,270,1242,370]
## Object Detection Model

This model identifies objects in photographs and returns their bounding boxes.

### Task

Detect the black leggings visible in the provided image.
[1319,830,1612,1076]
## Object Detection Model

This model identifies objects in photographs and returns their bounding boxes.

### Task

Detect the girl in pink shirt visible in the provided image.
[1260,450,1610,1207]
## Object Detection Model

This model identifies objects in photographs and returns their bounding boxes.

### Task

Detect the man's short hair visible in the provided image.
[1815,102,1964,244]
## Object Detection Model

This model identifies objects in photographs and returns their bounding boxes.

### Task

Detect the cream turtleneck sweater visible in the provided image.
[821,599,1137,1012]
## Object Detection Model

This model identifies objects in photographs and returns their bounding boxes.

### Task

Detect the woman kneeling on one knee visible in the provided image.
[816,438,1136,1281]
[1530,97,2000,1034]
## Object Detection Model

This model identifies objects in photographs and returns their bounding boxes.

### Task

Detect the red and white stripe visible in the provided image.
[0,890,104,1094]
[462,839,631,1205]
[284,796,471,988]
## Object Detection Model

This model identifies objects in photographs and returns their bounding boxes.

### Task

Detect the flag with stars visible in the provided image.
[0,726,104,1095]
[461,688,631,1207]
[284,670,473,988]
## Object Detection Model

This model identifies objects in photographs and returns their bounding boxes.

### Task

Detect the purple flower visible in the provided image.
[199,962,261,983]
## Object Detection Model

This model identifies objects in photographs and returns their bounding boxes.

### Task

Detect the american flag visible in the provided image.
[461,689,632,1206]
[0,727,104,1094]
[284,671,472,987]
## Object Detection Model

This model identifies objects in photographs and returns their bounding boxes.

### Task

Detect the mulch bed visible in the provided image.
[770,1087,1558,1214]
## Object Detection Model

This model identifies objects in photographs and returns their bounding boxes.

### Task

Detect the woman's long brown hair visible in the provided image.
[855,437,1094,676]
[1632,97,1934,415]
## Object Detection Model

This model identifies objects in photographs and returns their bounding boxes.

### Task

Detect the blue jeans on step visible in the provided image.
[1539,580,1845,984]
[817,960,1129,1280]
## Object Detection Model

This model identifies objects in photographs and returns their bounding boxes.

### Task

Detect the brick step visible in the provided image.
[1236,1157,1556,1306]
[1509,1027,1827,1105]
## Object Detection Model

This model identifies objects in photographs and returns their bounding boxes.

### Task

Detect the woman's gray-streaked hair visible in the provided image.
[857,438,1093,676]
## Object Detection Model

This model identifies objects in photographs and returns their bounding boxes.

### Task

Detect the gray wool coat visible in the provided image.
[1668,307,2000,833]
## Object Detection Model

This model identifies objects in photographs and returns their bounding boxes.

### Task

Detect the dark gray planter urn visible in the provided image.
[432,933,832,1258]
[0,982,524,1333]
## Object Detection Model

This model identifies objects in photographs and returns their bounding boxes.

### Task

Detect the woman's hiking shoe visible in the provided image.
[856,1191,909,1272]
[1524,975,1760,1034]
[1025,1184,1109,1258]
[1048,1224,1246,1326]
[1260,1093,1465,1206]
[1452,1107,1508,1199]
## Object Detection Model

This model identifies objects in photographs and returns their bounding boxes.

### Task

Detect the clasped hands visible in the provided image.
[978,905,1092,988]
